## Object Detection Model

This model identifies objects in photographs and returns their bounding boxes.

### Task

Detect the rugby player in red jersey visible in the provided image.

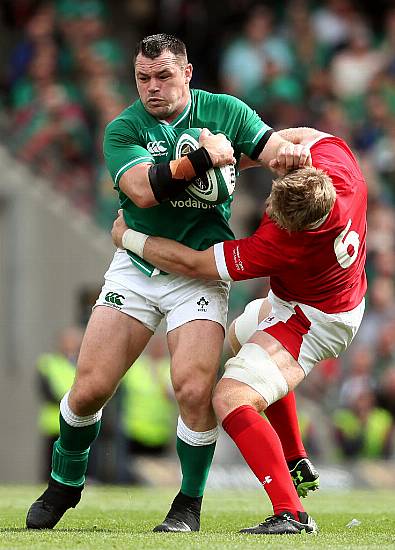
[112,128,367,535]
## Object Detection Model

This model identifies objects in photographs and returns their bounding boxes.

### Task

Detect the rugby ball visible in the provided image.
[174,128,236,205]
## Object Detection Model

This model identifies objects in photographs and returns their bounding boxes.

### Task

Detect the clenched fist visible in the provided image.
[270,143,312,175]
[199,128,236,167]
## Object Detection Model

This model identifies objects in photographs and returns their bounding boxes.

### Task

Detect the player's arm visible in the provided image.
[112,210,276,282]
[275,127,332,146]
[240,128,331,173]
[238,134,311,174]
[218,95,312,174]
[266,128,332,173]
[239,132,311,174]
[239,154,260,171]
[256,132,312,174]
[112,210,219,279]
[118,129,235,208]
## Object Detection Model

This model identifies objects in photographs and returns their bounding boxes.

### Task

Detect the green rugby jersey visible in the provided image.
[104,88,271,276]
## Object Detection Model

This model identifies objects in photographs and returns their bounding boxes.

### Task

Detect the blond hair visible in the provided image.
[267,167,336,232]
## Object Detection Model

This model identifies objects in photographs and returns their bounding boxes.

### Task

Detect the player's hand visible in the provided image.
[111,209,128,248]
[199,128,236,167]
[269,143,312,175]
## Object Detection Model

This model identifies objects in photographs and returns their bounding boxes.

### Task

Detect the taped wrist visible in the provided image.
[186,147,213,176]
[122,228,148,257]
[148,147,213,203]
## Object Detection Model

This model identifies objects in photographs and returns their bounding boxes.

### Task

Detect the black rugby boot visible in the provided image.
[26,477,83,529]
[153,491,202,532]
[240,511,318,535]
[288,458,320,498]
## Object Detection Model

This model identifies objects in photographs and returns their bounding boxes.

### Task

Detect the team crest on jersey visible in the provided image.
[147,140,168,156]
[180,143,192,156]
[197,296,209,312]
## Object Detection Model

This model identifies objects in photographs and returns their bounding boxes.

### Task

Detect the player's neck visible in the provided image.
[161,92,190,124]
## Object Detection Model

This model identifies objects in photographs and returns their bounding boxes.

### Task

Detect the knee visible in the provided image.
[70,379,112,415]
[213,342,292,422]
[212,378,263,423]
[212,382,230,422]
[173,377,213,413]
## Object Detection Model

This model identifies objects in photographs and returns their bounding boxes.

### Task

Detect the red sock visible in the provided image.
[265,392,307,463]
[223,405,304,517]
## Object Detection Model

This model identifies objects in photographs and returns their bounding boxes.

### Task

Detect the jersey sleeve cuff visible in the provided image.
[114,155,154,187]
[250,129,274,160]
[214,242,233,281]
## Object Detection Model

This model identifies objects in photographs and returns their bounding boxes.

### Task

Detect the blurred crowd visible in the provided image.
[36,325,177,482]
[1,0,395,466]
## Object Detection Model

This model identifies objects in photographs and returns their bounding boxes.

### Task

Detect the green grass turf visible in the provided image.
[1,486,395,549]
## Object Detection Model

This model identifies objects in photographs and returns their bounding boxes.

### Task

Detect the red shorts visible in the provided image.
[257,291,365,374]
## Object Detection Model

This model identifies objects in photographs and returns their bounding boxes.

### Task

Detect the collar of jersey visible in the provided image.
[159,98,191,128]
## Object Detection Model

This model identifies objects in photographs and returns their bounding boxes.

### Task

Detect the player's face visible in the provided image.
[135,51,192,122]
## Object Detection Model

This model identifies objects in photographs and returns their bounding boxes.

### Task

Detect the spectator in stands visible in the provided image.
[330,20,385,102]
[333,386,394,459]
[8,2,56,88]
[36,326,83,480]
[121,334,176,460]
[220,5,293,110]
[312,0,356,52]
[381,7,395,76]
[338,344,376,408]
[367,203,395,255]
[376,366,395,422]
[357,276,395,348]
[374,321,395,374]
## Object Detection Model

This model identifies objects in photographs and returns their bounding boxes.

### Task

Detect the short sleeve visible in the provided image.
[219,95,272,159]
[214,227,283,282]
[103,118,154,189]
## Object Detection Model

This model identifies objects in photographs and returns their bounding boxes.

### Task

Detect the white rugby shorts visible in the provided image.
[254,290,365,375]
[94,249,230,333]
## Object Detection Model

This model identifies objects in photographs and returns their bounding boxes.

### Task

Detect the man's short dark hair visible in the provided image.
[134,34,187,64]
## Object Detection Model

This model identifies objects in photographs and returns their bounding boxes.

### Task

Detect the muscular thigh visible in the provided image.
[214,330,304,421]
[168,320,224,390]
[73,306,153,399]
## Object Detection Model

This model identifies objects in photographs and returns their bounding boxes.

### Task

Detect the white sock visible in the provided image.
[60,391,102,427]
[177,416,218,446]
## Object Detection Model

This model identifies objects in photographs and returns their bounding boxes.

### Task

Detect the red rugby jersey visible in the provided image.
[214,137,367,313]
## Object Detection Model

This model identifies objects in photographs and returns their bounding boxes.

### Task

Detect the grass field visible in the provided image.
[1,486,395,549]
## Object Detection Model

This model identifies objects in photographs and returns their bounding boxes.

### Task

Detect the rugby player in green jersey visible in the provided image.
[26,34,317,533]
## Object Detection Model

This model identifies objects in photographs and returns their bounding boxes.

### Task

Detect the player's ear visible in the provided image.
[185,63,193,84]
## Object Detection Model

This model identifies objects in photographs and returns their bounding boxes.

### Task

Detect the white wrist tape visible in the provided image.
[122,228,149,258]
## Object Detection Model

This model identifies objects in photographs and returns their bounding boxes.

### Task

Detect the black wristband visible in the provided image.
[148,163,190,203]
[250,129,274,160]
[187,147,213,176]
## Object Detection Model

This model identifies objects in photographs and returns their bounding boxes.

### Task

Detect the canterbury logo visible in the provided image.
[105,292,125,307]
[147,141,168,155]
